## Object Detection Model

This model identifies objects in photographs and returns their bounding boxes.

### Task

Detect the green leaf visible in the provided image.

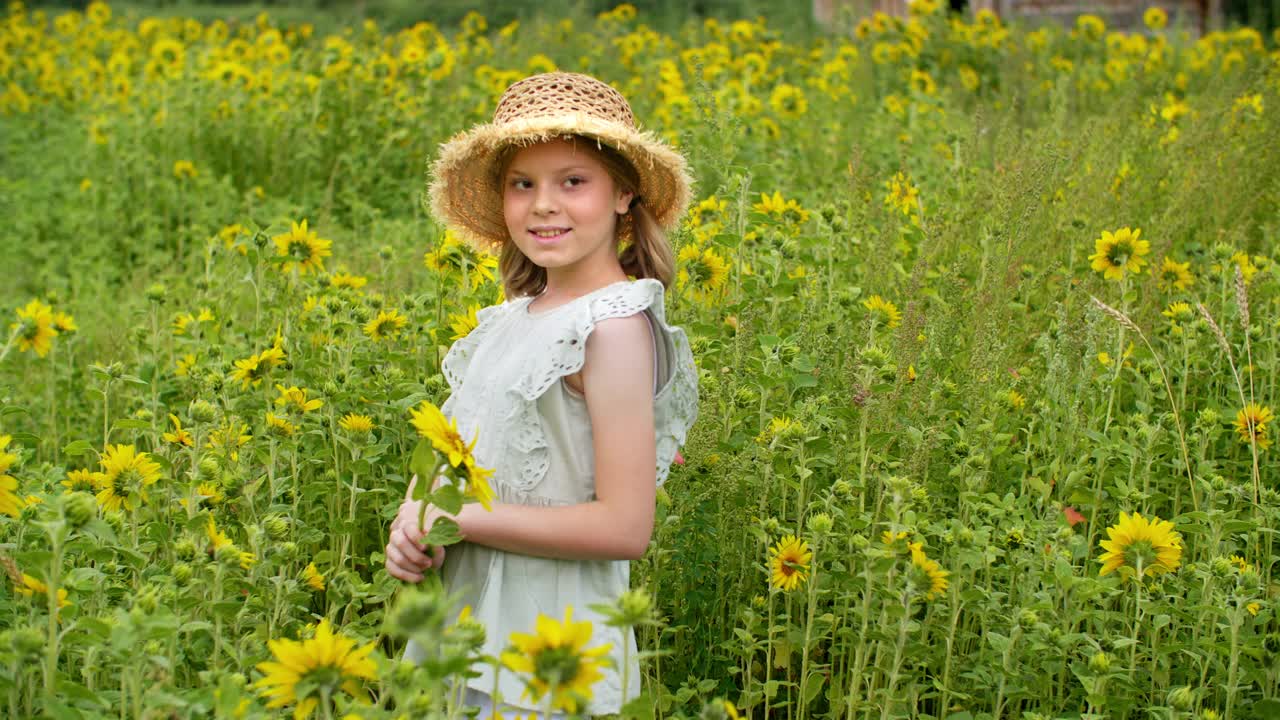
[432,482,464,516]
[409,440,437,490]
[112,419,151,431]
[619,692,655,720]
[801,672,825,705]
[62,439,94,457]
[425,516,463,546]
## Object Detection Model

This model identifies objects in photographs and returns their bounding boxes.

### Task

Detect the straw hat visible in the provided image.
[427,72,693,253]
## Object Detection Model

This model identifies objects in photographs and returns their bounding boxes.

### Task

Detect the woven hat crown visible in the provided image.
[492,72,637,129]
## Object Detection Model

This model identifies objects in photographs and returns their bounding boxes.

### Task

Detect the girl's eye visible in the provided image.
[510,179,532,190]
[563,176,584,188]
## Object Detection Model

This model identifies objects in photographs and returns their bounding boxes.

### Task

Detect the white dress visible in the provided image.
[403,278,699,715]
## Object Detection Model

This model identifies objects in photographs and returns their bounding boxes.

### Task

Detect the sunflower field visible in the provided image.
[1,0,1279,717]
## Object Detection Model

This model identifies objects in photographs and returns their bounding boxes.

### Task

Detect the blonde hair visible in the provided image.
[495,136,675,298]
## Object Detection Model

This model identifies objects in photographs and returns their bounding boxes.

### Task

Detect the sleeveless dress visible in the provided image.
[403,278,699,715]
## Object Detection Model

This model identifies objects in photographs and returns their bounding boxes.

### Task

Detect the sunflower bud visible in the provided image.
[279,541,299,561]
[263,514,290,540]
[9,627,44,659]
[1018,609,1039,629]
[1088,651,1111,673]
[174,538,197,561]
[63,491,96,528]
[198,457,220,479]
[215,543,243,566]
[1168,686,1195,711]
[173,562,193,584]
[189,400,217,423]
[145,283,167,303]
[808,512,834,535]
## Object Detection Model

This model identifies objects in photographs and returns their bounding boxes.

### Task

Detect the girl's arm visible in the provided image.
[448,313,658,561]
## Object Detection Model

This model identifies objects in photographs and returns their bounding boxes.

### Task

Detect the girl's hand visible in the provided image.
[385,499,446,583]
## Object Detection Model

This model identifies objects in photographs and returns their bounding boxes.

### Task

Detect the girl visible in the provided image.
[384,72,699,717]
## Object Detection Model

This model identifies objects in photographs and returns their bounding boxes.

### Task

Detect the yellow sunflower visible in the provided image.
[363,309,408,341]
[1157,256,1195,291]
[1233,403,1273,450]
[274,385,323,414]
[448,303,481,341]
[1088,227,1149,281]
[11,299,58,357]
[882,172,921,217]
[500,606,612,714]
[272,219,333,275]
[1,472,22,517]
[163,414,194,446]
[207,517,255,569]
[92,444,163,513]
[253,619,377,719]
[13,573,71,608]
[862,295,902,329]
[1097,511,1183,579]
[302,562,325,592]
[409,401,476,468]
[767,535,812,591]
[676,244,730,304]
[908,542,949,600]
[338,413,374,434]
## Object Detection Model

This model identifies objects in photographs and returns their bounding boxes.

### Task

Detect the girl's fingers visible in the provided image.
[395,526,431,567]
[385,544,425,582]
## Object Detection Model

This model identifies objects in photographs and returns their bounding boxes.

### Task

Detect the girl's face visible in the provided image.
[502,137,634,274]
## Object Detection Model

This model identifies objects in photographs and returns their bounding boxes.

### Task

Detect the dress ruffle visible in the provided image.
[439,279,699,497]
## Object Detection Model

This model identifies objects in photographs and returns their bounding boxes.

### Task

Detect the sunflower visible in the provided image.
[230,344,286,389]
[1157,256,1195,291]
[0,435,17,476]
[751,191,810,224]
[329,272,367,290]
[363,309,408,341]
[272,219,332,275]
[60,468,96,494]
[1097,511,1183,579]
[175,353,197,377]
[11,299,58,357]
[882,172,921,217]
[302,562,325,592]
[1233,403,1273,450]
[908,542,949,600]
[173,160,197,180]
[253,619,376,719]
[463,460,496,512]
[423,230,500,289]
[448,303,481,341]
[207,517,255,569]
[409,401,476,468]
[767,535,812,591]
[676,244,730,304]
[500,606,612,714]
[52,312,77,333]
[209,420,252,461]
[1144,6,1168,30]
[274,385,323,414]
[265,412,296,438]
[862,295,902,329]
[1,472,22,517]
[768,83,807,118]
[163,414,194,446]
[338,413,374,434]
[92,444,163,513]
[1088,227,1149,281]
[14,573,71,608]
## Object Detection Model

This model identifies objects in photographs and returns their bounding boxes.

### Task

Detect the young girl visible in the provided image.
[384,72,699,717]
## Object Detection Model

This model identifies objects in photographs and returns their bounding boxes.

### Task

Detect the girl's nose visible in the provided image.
[534,186,558,215]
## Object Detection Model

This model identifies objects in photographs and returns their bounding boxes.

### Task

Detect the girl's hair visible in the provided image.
[495,135,674,298]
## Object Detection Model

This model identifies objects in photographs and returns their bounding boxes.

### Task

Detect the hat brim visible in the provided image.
[427,112,693,253]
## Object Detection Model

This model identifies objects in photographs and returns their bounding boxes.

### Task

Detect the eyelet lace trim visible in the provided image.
[440,279,698,496]
[509,279,698,490]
